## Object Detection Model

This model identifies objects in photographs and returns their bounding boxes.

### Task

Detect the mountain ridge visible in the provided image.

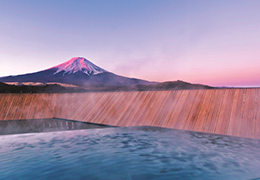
[0,57,214,91]
[0,57,154,87]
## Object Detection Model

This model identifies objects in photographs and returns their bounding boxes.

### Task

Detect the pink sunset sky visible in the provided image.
[0,0,260,87]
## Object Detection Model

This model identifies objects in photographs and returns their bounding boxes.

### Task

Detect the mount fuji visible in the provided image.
[0,57,154,87]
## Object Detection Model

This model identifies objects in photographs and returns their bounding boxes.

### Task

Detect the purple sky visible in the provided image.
[0,0,260,87]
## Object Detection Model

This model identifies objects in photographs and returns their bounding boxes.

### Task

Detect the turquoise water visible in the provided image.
[0,126,260,180]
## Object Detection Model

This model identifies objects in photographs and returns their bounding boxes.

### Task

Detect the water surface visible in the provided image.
[0,126,260,180]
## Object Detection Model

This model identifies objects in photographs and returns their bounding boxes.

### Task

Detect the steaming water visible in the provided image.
[0,126,260,180]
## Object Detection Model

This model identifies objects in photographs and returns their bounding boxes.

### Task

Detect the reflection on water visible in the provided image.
[0,126,260,180]
[0,118,110,135]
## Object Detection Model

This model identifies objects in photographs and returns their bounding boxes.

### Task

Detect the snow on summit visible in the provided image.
[52,57,107,76]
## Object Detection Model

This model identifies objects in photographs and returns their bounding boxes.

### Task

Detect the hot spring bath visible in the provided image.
[0,126,260,180]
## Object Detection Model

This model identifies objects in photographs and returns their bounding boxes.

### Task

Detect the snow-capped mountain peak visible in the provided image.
[52,57,107,76]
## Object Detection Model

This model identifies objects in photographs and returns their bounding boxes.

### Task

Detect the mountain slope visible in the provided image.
[0,57,154,87]
[135,80,214,90]
[52,57,107,76]
[0,57,214,91]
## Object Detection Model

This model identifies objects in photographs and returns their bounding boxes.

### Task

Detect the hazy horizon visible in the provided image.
[1,0,260,87]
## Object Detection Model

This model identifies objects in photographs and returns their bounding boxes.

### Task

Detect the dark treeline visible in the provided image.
[0,82,85,93]
[0,81,214,93]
